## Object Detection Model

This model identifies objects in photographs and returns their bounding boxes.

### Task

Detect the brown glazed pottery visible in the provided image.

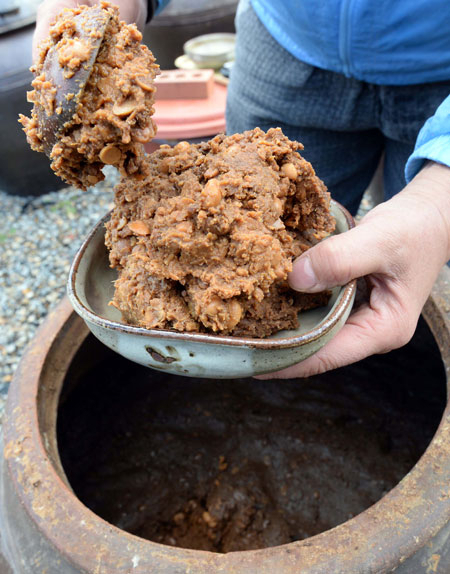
[1,265,450,573]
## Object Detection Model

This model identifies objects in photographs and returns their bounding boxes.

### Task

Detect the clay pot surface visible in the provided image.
[1,266,450,573]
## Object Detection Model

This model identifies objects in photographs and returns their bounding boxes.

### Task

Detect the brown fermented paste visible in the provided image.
[105,128,335,337]
[19,2,158,189]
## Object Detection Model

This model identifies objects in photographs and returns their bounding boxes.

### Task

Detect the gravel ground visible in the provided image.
[0,168,118,422]
[0,167,373,423]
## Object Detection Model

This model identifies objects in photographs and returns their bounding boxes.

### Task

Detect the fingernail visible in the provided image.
[290,256,317,290]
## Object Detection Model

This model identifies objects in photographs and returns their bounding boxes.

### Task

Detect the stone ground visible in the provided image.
[0,168,118,423]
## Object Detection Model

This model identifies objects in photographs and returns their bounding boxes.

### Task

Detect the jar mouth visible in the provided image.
[2,268,450,571]
[56,323,446,554]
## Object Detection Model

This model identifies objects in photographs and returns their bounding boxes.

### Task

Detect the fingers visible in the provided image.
[289,220,388,293]
[32,0,147,63]
[117,0,148,31]
[290,182,450,296]
[256,306,380,379]
[256,298,417,380]
[33,0,80,62]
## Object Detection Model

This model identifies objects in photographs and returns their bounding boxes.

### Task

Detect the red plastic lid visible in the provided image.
[152,81,227,140]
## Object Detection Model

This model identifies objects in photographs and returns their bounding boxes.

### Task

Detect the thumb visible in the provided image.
[289,224,385,292]
[33,0,83,62]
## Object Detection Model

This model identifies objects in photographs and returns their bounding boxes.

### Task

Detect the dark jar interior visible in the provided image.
[57,316,447,554]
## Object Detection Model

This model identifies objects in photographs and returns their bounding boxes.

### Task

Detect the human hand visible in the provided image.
[32,0,148,62]
[258,161,450,379]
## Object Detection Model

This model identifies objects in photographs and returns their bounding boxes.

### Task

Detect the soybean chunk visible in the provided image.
[105,128,336,338]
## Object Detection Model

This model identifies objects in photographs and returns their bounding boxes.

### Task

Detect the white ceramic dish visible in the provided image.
[183,33,235,69]
[67,201,356,379]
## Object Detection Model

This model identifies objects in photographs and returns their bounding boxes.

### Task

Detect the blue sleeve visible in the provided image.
[155,0,170,15]
[405,94,450,182]
[147,0,170,21]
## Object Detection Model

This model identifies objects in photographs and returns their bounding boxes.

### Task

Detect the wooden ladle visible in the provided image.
[36,5,111,155]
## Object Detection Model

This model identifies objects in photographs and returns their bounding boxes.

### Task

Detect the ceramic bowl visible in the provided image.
[67,201,356,379]
[183,33,235,69]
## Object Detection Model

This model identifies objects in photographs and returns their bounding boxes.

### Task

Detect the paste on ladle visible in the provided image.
[19,2,159,189]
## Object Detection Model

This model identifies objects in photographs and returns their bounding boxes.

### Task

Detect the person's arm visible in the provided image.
[258,95,450,380]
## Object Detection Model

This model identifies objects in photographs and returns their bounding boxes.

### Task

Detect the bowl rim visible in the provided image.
[67,200,357,350]
[183,32,236,62]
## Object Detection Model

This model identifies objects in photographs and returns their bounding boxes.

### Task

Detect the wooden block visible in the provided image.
[154,69,214,100]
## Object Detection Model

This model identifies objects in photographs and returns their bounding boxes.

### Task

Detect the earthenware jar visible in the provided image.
[1,266,449,573]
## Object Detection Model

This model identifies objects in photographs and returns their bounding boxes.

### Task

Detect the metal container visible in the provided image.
[1,266,450,573]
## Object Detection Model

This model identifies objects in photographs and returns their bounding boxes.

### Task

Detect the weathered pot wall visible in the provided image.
[56,321,445,553]
[0,266,449,573]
